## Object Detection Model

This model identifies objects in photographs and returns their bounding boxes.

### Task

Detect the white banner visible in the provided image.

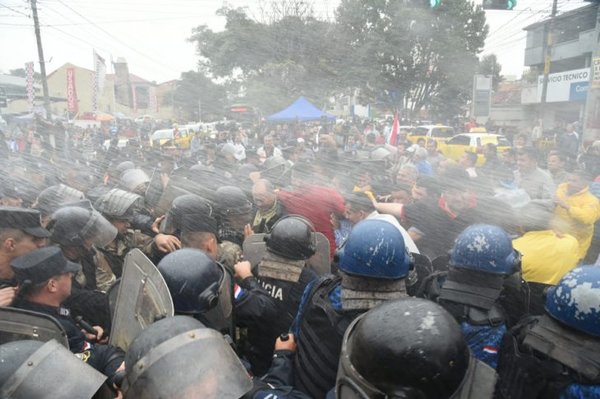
[537,68,589,103]
[93,50,107,112]
[25,62,34,109]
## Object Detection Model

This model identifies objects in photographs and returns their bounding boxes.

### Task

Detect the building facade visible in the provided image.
[522,3,598,133]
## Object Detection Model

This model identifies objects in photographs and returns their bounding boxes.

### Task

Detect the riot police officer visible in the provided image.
[291,219,413,398]
[0,207,49,306]
[47,204,117,328]
[335,297,497,398]
[94,188,153,277]
[122,316,311,399]
[10,247,125,385]
[239,215,318,375]
[495,266,600,398]
[32,183,85,227]
[214,185,253,247]
[156,248,234,335]
[422,224,521,369]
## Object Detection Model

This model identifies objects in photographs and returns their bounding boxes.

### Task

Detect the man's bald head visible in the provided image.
[252,179,276,211]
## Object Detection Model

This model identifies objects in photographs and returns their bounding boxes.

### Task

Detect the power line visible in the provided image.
[51,0,181,75]
[0,3,30,18]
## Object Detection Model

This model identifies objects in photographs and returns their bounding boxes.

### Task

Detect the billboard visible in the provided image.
[536,68,589,103]
[472,75,492,118]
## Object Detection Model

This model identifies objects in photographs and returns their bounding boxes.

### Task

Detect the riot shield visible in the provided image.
[0,339,107,399]
[109,249,174,350]
[144,168,164,209]
[106,278,121,322]
[0,307,68,348]
[243,232,331,276]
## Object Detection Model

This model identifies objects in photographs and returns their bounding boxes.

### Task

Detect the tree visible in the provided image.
[335,0,488,120]
[171,70,227,122]
[9,68,41,81]
[189,5,344,114]
[477,54,503,90]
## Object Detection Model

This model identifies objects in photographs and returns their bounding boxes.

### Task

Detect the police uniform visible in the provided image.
[496,266,600,399]
[291,219,413,398]
[420,225,520,370]
[11,247,124,382]
[244,251,317,375]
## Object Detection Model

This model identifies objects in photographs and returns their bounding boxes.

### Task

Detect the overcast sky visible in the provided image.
[0,0,591,83]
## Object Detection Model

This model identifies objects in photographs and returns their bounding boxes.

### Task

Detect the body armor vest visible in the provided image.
[495,315,600,399]
[293,276,361,399]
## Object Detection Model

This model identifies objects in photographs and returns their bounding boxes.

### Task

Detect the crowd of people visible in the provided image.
[0,115,599,398]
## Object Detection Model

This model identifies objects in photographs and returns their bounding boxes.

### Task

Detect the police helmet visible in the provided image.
[123,316,253,399]
[48,205,117,249]
[157,249,232,331]
[336,298,471,399]
[264,215,316,261]
[338,219,411,279]
[0,340,106,398]
[449,224,520,275]
[160,194,216,236]
[545,266,600,337]
[214,186,252,216]
[94,188,144,221]
[33,184,85,217]
[120,168,150,193]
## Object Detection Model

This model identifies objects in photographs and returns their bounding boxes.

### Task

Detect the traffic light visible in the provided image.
[430,0,441,7]
[482,0,517,10]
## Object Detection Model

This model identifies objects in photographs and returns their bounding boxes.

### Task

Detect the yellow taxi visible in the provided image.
[438,133,511,166]
[407,125,456,145]
[149,126,193,149]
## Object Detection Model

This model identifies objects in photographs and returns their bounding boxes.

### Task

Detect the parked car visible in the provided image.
[149,127,192,149]
[407,124,455,144]
[439,133,511,166]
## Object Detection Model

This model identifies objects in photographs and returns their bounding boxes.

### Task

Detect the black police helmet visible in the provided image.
[338,298,470,399]
[264,215,316,261]
[157,249,232,331]
[214,186,252,215]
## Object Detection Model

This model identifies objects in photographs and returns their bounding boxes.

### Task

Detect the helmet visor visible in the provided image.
[336,314,390,399]
[125,328,253,398]
[203,263,232,332]
[80,210,118,248]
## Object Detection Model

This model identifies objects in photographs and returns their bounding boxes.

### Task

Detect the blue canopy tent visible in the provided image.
[267,96,336,123]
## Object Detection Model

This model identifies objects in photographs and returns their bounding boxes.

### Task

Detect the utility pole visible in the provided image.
[30,0,51,120]
[583,3,600,142]
[539,0,559,130]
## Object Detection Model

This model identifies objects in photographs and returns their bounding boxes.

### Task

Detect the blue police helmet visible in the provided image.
[545,266,600,338]
[338,219,411,280]
[449,224,520,275]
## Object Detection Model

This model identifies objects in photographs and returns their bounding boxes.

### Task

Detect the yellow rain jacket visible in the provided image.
[553,183,600,260]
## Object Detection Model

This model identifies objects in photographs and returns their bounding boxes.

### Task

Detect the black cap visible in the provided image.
[0,206,50,238]
[11,246,81,285]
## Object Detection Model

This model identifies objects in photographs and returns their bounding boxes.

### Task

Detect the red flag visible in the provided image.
[66,68,79,114]
[389,111,400,145]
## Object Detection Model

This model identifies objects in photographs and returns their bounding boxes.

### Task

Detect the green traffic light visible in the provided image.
[507,0,517,9]
[430,0,441,7]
